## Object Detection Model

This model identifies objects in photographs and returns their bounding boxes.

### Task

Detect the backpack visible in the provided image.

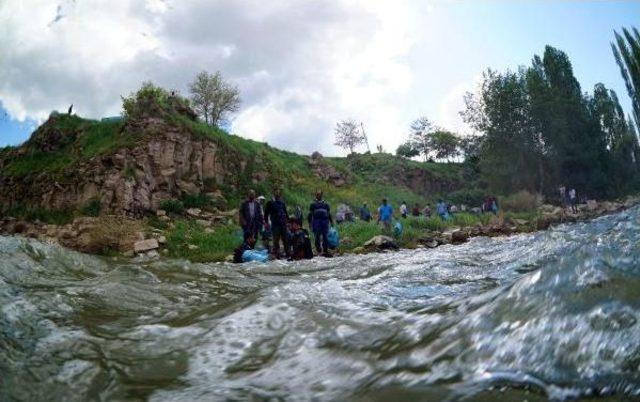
[327,227,340,249]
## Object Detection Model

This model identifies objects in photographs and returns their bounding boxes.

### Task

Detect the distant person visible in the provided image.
[289,218,314,260]
[239,190,263,242]
[449,204,458,214]
[400,201,408,219]
[569,188,577,213]
[559,185,566,206]
[437,199,450,220]
[309,191,333,256]
[233,235,256,264]
[67,104,73,115]
[422,205,432,218]
[490,197,499,214]
[359,203,372,222]
[265,188,290,258]
[377,198,394,231]
[412,203,421,217]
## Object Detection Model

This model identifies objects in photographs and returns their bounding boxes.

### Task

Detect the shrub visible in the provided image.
[448,188,485,208]
[500,190,540,212]
[182,193,211,209]
[159,199,184,215]
[85,216,142,254]
[80,199,101,217]
[4,205,73,225]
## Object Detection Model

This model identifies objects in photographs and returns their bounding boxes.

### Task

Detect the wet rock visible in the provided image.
[451,230,469,244]
[363,235,398,251]
[134,239,159,253]
[586,200,598,211]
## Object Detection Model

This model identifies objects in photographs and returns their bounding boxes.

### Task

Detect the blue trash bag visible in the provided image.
[327,227,340,249]
[394,221,403,237]
[242,249,269,263]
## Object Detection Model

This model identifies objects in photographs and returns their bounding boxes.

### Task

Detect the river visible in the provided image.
[1,206,639,401]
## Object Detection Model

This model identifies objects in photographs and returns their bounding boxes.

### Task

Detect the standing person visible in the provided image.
[569,188,577,213]
[437,199,450,220]
[422,205,432,218]
[265,188,290,259]
[377,198,394,231]
[412,203,421,217]
[239,190,263,242]
[309,191,333,256]
[559,185,566,207]
[400,201,408,219]
[359,202,372,222]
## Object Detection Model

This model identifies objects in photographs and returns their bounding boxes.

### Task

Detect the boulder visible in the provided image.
[363,235,398,251]
[134,238,159,253]
[586,200,598,211]
[156,209,167,217]
[186,208,202,218]
[157,236,167,244]
[451,230,469,244]
[196,219,212,227]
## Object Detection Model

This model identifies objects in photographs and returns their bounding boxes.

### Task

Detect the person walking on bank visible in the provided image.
[239,190,263,242]
[569,188,577,214]
[309,191,333,256]
[265,188,290,259]
[400,201,408,219]
[359,202,372,222]
[377,198,394,231]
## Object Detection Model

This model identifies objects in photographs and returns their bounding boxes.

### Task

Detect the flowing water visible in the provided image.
[1,207,640,402]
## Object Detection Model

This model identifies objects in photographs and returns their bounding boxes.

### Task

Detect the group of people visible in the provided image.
[235,189,335,263]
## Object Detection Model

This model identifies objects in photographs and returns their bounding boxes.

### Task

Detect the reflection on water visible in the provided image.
[1,207,639,401]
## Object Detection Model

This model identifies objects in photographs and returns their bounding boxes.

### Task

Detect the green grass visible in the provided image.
[165,221,242,262]
[5,205,74,225]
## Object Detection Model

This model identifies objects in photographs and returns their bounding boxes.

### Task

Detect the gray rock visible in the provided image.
[134,238,159,253]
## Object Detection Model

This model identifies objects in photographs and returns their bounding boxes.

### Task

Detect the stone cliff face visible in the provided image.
[0,117,251,216]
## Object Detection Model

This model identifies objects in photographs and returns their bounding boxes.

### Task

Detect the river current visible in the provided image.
[1,206,639,401]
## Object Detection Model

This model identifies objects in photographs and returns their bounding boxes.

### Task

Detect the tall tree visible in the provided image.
[189,71,241,127]
[611,27,640,132]
[409,116,435,161]
[429,130,460,162]
[334,120,366,154]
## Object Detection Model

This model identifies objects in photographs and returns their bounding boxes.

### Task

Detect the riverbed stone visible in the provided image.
[134,238,159,253]
[363,235,398,251]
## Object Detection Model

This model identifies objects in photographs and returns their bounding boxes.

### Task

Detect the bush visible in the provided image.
[159,199,184,215]
[500,190,540,212]
[80,199,101,217]
[448,188,485,207]
[85,216,142,254]
[182,193,211,209]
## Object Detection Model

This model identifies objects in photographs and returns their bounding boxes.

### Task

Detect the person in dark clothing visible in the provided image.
[239,190,263,242]
[288,218,314,260]
[265,188,290,258]
[233,236,256,263]
[309,191,333,256]
[359,203,372,222]
[412,203,421,217]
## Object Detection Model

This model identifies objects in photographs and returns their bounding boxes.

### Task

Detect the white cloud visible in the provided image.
[0,0,436,154]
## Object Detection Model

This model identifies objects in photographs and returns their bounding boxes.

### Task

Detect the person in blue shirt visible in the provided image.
[377,198,394,231]
[308,191,333,256]
[437,199,450,220]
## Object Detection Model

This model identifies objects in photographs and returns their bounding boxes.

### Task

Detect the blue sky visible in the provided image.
[1,0,638,153]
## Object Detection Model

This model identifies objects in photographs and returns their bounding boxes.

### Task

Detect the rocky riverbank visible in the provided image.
[0,195,638,261]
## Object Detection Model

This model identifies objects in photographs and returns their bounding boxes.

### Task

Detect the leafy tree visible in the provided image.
[122,82,191,120]
[430,130,460,162]
[611,27,640,132]
[409,116,435,160]
[463,69,543,194]
[189,71,241,127]
[334,120,366,154]
[396,141,420,158]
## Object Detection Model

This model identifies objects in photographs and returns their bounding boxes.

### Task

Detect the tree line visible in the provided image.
[333,27,640,200]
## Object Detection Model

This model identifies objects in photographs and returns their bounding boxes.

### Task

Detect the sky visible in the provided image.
[0,0,638,156]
